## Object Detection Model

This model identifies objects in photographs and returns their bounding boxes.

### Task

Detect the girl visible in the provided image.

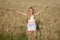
[13,6,48,40]
[27,7,36,32]
[13,6,48,32]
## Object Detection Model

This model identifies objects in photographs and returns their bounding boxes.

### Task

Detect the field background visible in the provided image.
[0,0,60,40]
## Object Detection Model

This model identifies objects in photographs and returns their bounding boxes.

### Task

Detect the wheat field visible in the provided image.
[0,0,60,40]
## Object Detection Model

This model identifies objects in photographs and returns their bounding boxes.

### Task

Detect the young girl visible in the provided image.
[13,6,48,32]
[13,6,47,32]
[27,7,36,32]
[13,6,48,40]
[27,7,37,40]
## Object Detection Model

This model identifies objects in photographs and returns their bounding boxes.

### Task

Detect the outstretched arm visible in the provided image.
[35,5,48,16]
[12,8,27,16]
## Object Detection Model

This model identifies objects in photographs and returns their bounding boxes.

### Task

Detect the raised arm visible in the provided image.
[12,8,27,16]
[35,5,48,16]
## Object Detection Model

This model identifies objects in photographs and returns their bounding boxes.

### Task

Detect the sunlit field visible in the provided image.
[0,0,60,40]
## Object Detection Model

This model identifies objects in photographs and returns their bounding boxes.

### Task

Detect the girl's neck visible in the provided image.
[29,13,33,16]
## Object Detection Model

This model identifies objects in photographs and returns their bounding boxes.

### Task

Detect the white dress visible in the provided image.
[27,15,36,31]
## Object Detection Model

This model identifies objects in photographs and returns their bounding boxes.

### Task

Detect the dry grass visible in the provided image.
[0,0,60,40]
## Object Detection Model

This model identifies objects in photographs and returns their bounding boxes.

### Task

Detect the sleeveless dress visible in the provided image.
[27,15,36,31]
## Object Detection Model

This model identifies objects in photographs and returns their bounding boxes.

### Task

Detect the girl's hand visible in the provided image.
[11,8,27,16]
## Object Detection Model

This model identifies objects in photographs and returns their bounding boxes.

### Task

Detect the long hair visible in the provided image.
[27,7,34,21]
[29,7,34,14]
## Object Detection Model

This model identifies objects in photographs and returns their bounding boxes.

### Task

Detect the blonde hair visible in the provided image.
[27,7,34,20]
[29,7,34,14]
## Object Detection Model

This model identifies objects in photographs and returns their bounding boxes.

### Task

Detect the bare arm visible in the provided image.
[12,8,27,16]
[35,5,48,16]
[15,9,27,16]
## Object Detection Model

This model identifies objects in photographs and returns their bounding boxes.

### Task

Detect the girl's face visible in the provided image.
[28,9,33,16]
[29,9,33,14]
